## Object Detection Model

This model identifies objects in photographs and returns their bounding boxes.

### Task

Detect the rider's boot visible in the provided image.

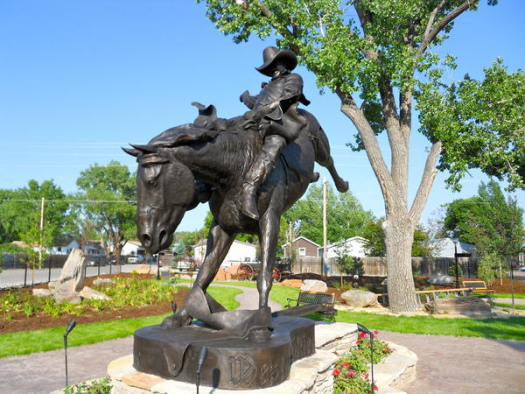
[241,135,287,220]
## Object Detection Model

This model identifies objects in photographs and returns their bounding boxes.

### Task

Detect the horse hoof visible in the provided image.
[337,180,349,193]
[160,313,191,330]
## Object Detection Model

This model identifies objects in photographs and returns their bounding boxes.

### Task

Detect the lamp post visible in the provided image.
[453,239,459,289]
[64,318,77,387]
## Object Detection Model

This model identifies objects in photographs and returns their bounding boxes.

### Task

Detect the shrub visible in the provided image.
[333,331,392,394]
[448,263,463,278]
[64,377,111,394]
[478,253,507,287]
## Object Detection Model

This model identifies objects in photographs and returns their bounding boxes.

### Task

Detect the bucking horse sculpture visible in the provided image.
[124,48,348,343]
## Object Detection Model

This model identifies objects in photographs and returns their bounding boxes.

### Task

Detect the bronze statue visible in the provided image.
[239,46,312,220]
[124,47,348,342]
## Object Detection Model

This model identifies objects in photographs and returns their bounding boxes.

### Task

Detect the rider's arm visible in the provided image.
[240,90,258,109]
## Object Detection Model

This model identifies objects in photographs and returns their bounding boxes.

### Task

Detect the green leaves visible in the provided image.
[442,180,524,259]
[76,161,137,254]
[419,60,525,190]
[285,183,375,245]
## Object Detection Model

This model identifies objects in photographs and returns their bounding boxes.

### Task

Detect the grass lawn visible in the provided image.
[0,285,242,359]
[493,302,525,311]
[492,293,525,299]
[335,311,525,341]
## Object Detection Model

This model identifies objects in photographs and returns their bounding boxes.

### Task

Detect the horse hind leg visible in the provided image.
[313,126,349,192]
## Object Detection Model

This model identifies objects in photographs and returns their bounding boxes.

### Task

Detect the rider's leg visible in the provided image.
[241,134,287,220]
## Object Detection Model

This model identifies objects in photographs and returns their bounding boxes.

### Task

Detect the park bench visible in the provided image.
[461,280,495,296]
[285,291,337,320]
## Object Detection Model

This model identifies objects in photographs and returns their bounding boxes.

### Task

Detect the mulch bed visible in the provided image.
[0,274,190,335]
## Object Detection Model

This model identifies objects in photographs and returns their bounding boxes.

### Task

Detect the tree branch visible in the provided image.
[416,0,479,59]
[336,89,405,214]
[409,140,443,222]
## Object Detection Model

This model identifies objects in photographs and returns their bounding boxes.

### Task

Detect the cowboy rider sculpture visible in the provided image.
[239,46,311,220]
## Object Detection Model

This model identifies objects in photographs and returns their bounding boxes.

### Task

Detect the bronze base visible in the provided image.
[133,315,315,390]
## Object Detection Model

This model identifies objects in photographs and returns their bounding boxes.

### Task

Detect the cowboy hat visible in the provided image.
[256,46,297,76]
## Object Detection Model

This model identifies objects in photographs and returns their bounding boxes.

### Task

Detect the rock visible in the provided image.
[54,248,87,292]
[301,279,328,293]
[430,296,492,316]
[93,278,115,287]
[32,288,52,297]
[341,290,378,308]
[136,264,154,274]
[80,286,111,300]
[53,290,82,304]
[427,274,454,285]
[281,279,304,288]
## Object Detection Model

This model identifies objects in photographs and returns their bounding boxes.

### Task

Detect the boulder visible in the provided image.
[93,278,115,287]
[427,275,454,285]
[300,279,328,293]
[341,290,378,308]
[136,264,155,275]
[32,288,52,297]
[80,286,111,301]
[53,290,82,304]
[54,248,87,292]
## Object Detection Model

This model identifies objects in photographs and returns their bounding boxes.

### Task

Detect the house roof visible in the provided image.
[282,236,321,248]
[324,236,369,250]
[54,238,78,247]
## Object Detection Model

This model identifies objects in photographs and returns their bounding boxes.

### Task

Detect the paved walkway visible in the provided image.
[1,284,524,394]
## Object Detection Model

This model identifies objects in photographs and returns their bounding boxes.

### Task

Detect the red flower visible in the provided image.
[373,384,379,391]
[332,368,341,376]
[356,339,362,344]
[373,330,379,336]
[358,332,367,338]
[343,361,350,367]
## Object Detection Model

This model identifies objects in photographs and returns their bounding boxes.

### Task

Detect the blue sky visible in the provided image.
[0,0,523,233]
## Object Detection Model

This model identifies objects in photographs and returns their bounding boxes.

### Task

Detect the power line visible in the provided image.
[0,199,136,204]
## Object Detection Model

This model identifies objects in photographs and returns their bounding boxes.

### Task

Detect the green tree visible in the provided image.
[419,59,525,191]
[286,184,375,245]
[443,180,524,264]
[362,219,435,257]
[76,162,136,268]
[198,0,499,312]
[0,180,73,244]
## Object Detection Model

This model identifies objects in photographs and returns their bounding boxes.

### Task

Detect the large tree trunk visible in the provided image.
[383,212,419,312]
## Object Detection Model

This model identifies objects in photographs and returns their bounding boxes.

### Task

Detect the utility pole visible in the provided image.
[39,197,45,266]
[323,178,328,276]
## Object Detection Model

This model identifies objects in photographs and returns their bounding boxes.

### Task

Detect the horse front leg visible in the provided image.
[161,219,236,329]
[257,209,280,309]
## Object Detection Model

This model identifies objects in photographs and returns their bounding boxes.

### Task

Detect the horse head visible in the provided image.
[124,144,195,254]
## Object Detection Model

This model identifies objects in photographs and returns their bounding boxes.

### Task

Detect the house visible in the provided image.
[282,236,321,258]
[193,239,257,267]
[82,240,106,256]
[121,240,146,257]
[430,238,475,258]
[321,236,369,259]
[49,238,80,255]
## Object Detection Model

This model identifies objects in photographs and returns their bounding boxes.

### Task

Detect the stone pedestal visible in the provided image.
[108,322,418,394]
[133,316,316,389]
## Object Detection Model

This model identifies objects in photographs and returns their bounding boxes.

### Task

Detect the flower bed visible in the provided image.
[333,330,393,394]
